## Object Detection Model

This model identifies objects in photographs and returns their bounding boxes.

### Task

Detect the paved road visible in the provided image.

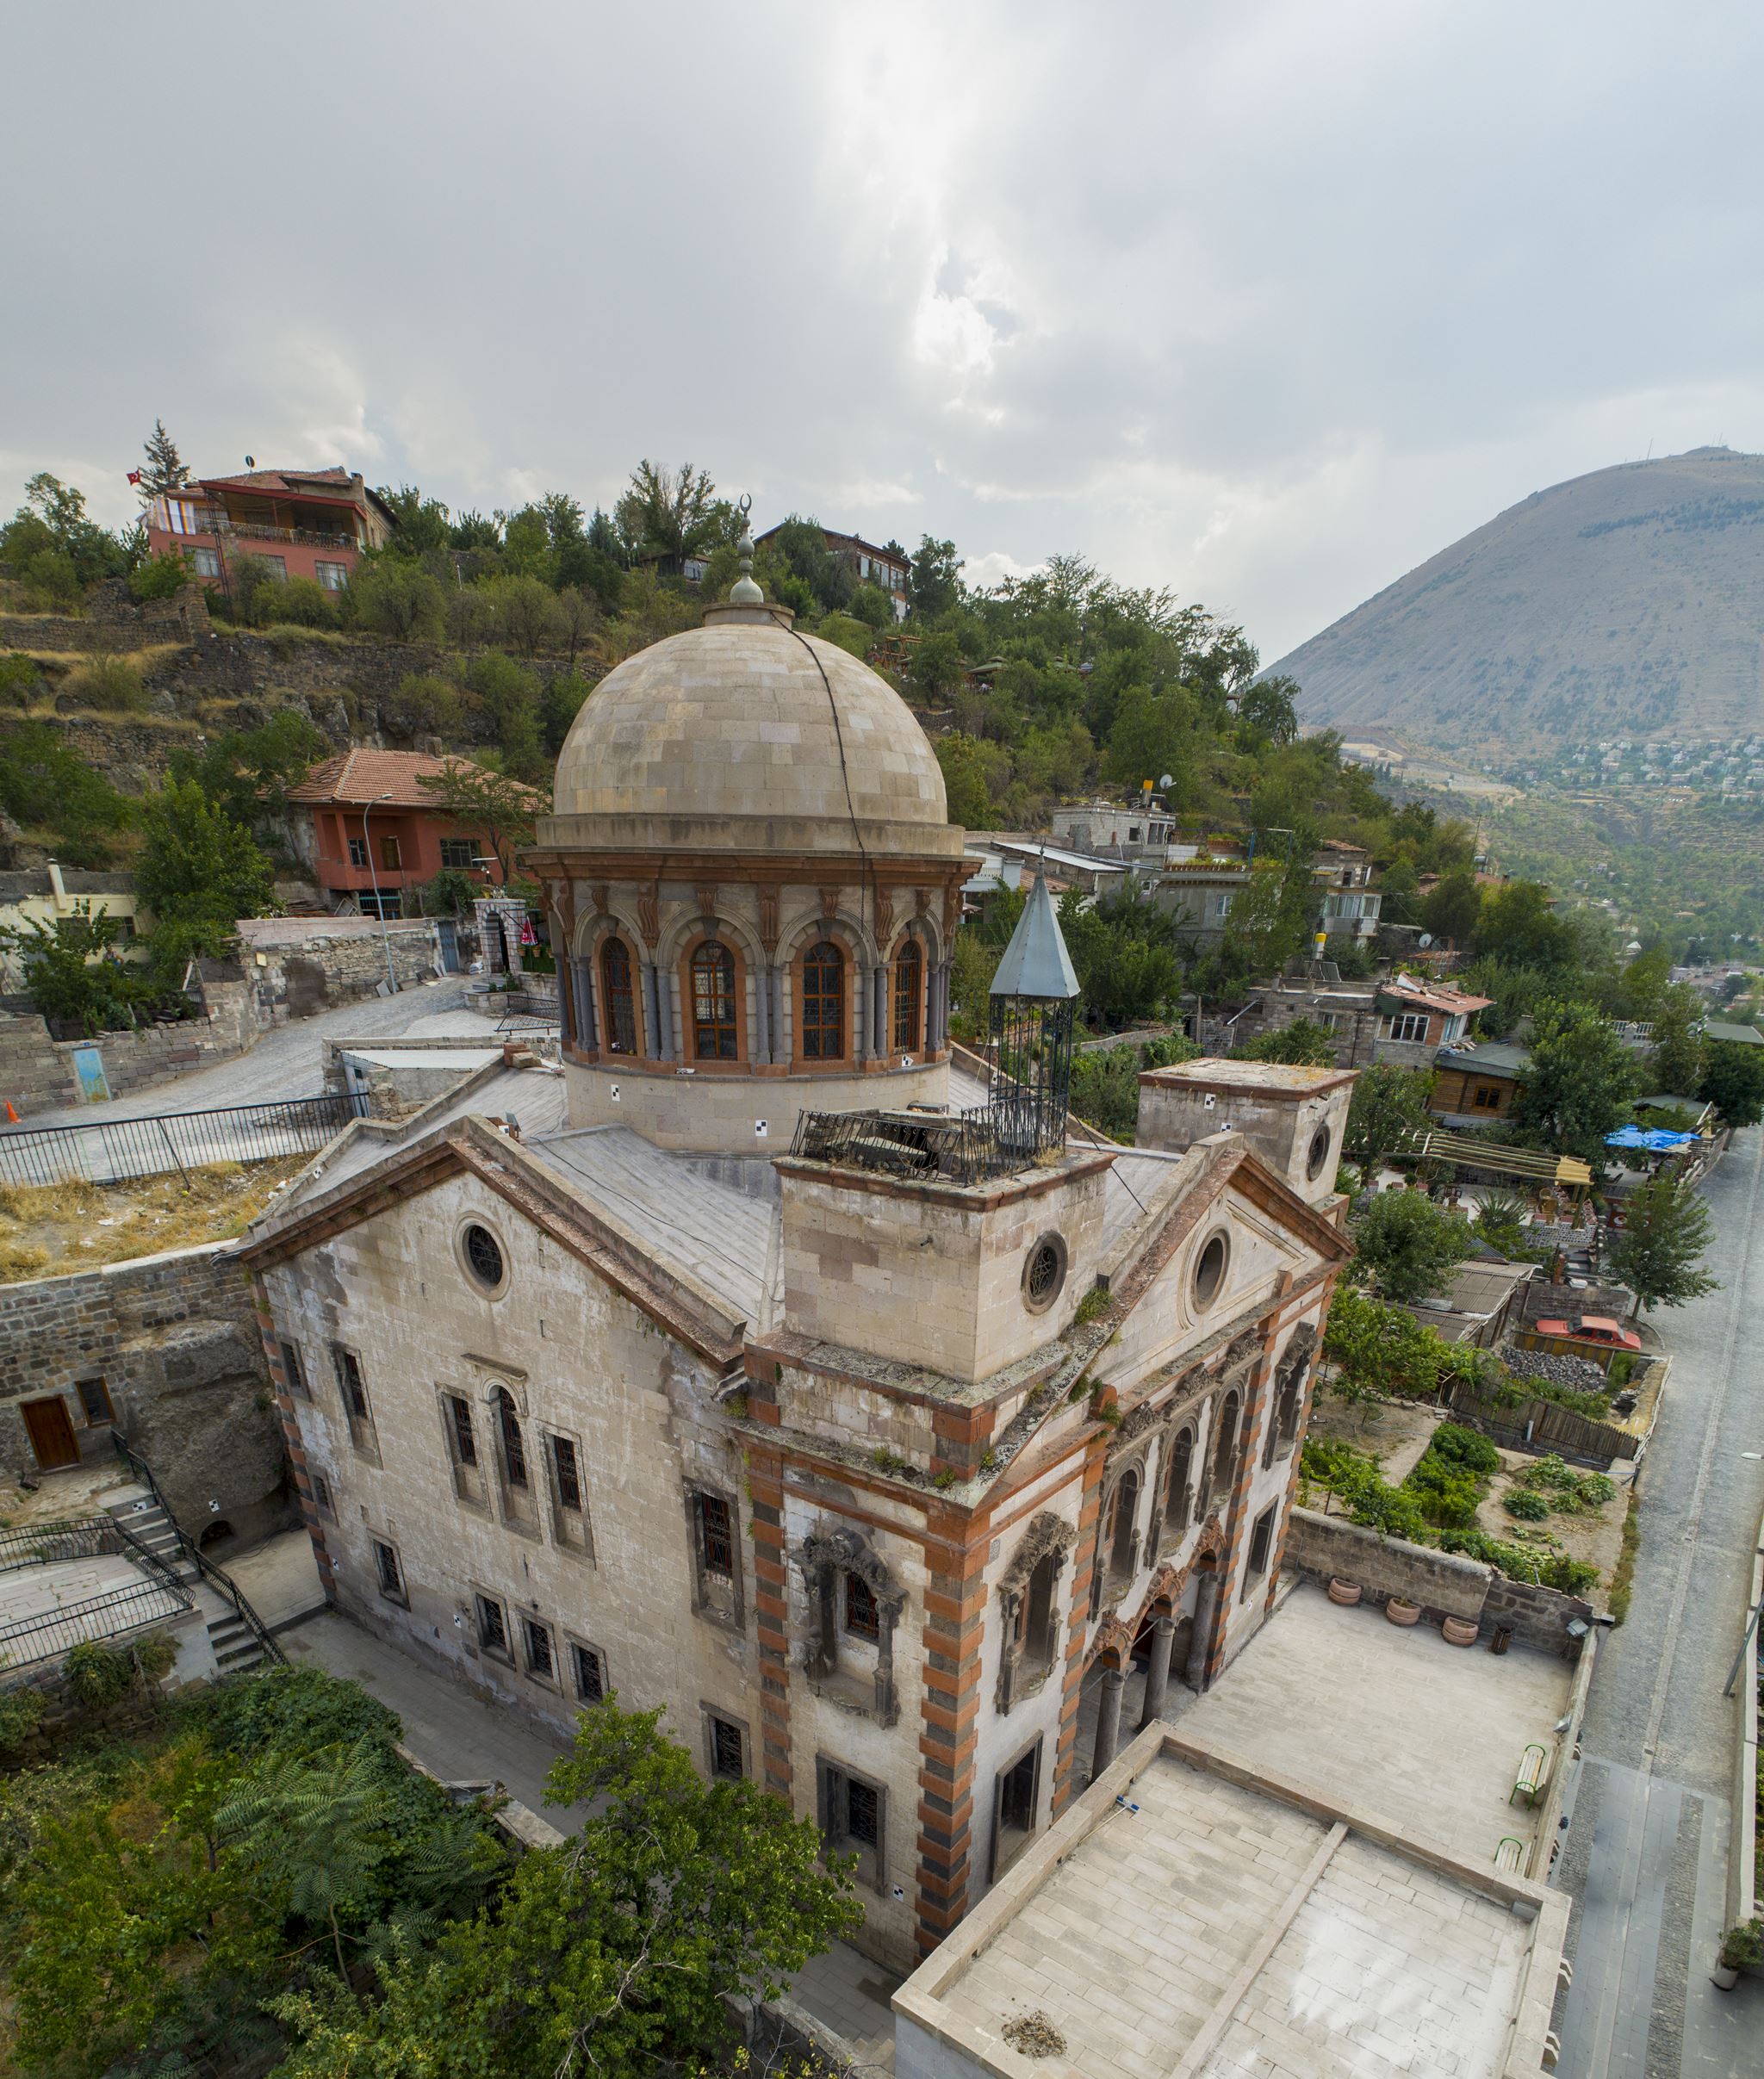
[1555,1124,1764,2078]
[16,982,479,1131]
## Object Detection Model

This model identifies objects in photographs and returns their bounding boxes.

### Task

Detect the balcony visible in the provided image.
[214,518,363,552]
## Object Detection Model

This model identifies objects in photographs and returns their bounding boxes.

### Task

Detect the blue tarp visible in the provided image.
[1605,1125,1699,1151]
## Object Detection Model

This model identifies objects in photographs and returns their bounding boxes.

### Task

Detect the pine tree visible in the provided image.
[140,419,189,496]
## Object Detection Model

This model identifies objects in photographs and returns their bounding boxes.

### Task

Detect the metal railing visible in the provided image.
[0,1517,117,1573]
[0,1089,365,1188]
[792,1102,1059,1187]
[111,1431,286,1669]
[0,1576,194,1673]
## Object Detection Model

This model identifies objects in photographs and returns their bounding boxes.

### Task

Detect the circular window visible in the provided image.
[462,1223,506,1293]
[1192,1231,1229,1311]
[1306,1125,1332,1181]
[1022,1232,1068,1313]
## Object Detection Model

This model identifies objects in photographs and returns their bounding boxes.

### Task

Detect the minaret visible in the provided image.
[988,869,1081,1162]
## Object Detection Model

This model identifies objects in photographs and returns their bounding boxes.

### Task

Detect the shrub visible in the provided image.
[255,575,333,628]
[65,653,147,712]
[1438,1528,1598,1594]
[0,653,41,708]
[1516,1454,1616,1511]
[64,1639,136,1710]
[128,550,193,602]
[1402,1452,1483,1530]
[1426,1422,1502,1475]
[0,1684,45,1753]
[22,548,81,611]
[1503,1487,1550,1521]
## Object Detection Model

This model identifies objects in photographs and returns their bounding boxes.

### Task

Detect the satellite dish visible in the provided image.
[1419,934,1433,947]
[1159,773,1174,790]
[245,454,255,467]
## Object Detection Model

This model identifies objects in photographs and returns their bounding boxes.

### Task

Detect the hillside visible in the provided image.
[1270,446,1764,752]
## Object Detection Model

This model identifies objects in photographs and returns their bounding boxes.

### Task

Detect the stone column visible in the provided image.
[855,965,872,1064]
[1090,1665,1127,1778]
[641,963,662,1060]
[768,969,785,1064]
[873,965,888,1054]
[1185,1570,1221,1691]
[1139,1614,1177,1728]
[753,962,770,1064]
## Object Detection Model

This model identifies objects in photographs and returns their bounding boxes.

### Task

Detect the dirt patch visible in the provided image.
[1307,1394,1443,1484]
[0,1157,307,1284]
[1485,1449,1631,1605]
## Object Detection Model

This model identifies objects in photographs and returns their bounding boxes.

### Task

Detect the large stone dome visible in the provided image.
[543,602,960,860]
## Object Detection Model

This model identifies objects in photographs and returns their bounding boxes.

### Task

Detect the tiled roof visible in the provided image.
[201,467,358,493]
[285,748,547,810]
[1379,973,1493,1016]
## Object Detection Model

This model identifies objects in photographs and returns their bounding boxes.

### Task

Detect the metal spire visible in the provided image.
[729,492,763,605]
[991,870,1080,1002]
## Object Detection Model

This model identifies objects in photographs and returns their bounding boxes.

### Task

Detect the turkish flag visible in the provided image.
[127,469,142,485]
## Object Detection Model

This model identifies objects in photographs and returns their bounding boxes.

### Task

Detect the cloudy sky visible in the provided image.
[7,3,1762,661]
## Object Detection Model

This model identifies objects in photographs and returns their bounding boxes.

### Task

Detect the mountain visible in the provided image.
[1270,446,1764,751]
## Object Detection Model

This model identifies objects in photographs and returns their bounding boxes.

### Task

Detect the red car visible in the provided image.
[1535,1314,1642,1353]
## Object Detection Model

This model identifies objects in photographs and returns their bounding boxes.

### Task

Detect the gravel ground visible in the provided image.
[1499,1342,1612,1393]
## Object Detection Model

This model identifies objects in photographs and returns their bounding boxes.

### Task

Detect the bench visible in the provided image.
[1494,1837,1525,1874]
[1511,1743,1549,1807]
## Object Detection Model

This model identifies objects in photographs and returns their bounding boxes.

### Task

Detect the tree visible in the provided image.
[908,534,963,619]
[1420,869,1482,946]
[1236,674,1300,745]
[553,584,599,669]
[347,558,446,642]
[128,549,193,602]
[614,460,719,571]
[0,721,134,865]
[1606,1171,1718,1317]
[1647,991,1706,1097]
[2,472,127,587]
[488,574,563,657]
[1471,879,1570,970]
[1701,1035,1764,1127]
[935,731,998,828]
[1512,998,1638,1167]
[414,759,542,881]
[136,779,278,975]
[1322,1284,1450,1412]
[274,1703,860,2079]
[540,668,593,756]
[139,419,190,496]
[0,903,140,1034]
[1237,1018,1339,1066]
[376,483,456,555]
[1344,1063,1433,1176]
[1349,1188,1472,1304]
[463,653,544,778]
[168,709,328,829]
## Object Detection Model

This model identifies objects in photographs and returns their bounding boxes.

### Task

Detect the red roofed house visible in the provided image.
[283,751,541,919]
[144,466,397,599]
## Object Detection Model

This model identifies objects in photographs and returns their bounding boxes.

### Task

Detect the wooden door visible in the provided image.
[21,1395,79,1471]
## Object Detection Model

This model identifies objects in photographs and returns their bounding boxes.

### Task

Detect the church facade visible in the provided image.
[242,564,1354,1973]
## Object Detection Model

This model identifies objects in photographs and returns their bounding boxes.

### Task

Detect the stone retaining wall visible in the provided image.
[0,975,260,1118]
[0,1244,289,1542]
[1285,1507,1593,1655]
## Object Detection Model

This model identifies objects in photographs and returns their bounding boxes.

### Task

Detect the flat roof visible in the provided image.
[1704,1019,1763,1046]
[1140,1058,1357,1095]
[897,1724,1566,2079]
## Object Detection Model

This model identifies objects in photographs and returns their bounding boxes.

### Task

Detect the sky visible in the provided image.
[7,1,1764,663]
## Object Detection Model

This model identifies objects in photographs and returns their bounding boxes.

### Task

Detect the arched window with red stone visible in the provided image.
[891,938,922,1052]
[600,937,637,1055]
[690,940,738,1060]
[800,940,847,1061]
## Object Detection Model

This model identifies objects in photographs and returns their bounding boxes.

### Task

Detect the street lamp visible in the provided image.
[361,791,400,995]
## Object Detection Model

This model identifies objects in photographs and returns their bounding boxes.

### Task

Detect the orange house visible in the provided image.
[284,750,543,919]
[144,465,397,599]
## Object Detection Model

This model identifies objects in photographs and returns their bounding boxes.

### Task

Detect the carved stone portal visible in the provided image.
[794,1526,906,1726]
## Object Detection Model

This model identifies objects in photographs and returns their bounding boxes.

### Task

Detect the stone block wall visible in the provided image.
[1284,1508,1591,1654]
[0,1244,289,1542]
[239,920,441,1017]
[0,994,263,1119]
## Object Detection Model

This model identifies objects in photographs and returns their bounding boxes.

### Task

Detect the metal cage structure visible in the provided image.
[987,989,1077,1169]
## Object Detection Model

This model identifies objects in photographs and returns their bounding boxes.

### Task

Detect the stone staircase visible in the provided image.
[102,1483,276,1677]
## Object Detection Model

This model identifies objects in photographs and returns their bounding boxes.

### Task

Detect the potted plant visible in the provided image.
[1384,1597,1421,1627]
[1713,1918,1764,1989]
[1326,1578,1362,1606]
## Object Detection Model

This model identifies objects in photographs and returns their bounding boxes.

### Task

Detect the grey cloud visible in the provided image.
[5,1,1763,658]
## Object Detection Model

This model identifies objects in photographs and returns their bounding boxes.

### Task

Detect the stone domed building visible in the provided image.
[243,549,1356,1978]
[529,584,970,1150]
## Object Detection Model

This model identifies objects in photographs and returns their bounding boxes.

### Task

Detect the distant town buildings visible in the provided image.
[753,523,911,619]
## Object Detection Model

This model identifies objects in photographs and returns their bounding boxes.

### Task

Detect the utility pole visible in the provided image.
[362,791,399,994]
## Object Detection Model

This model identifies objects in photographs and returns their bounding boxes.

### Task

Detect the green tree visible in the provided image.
[376,483,456,555]
[136,779,278,974]
[935,731,997,828]
[850,580,894,630]
[1512,998,1638,1166]
[223,550,283,628]
[614,460,720,571]
[1344,1063,1433,1176]
[1350,1189,1472,1303]
[486,574,563,657]
[0,722,134,865]
[1322,1284,1449,1412]
[1646,991,1706,1097]
[127,549,192,602]
[139,419,190,496]
[1420,870,1483,946]
[463,653,544,777]
[274,1703,860,2079]
[168,709,328,829]
[1106,683,1200,795]
[1606,1171,1718,1318]
[1237,1018,1339,1065]
[0,903,137,1035]
[908,534,963,618]
[540,668,593,756]
[3,472,127,586]
[1701,1035,1764,1127]
[1471,879,1569,970]
[414,758,542,881]
[1236,674,1300,745]
[347,558,446,642]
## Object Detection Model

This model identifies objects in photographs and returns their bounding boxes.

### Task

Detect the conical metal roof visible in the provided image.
[990,872,1081,1001]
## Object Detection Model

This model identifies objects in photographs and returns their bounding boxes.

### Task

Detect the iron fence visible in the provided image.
[0,1090,365,1188]
[0,1576,194,1673]
[791,1102,1058,1187]
[0,1518,115,1574]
